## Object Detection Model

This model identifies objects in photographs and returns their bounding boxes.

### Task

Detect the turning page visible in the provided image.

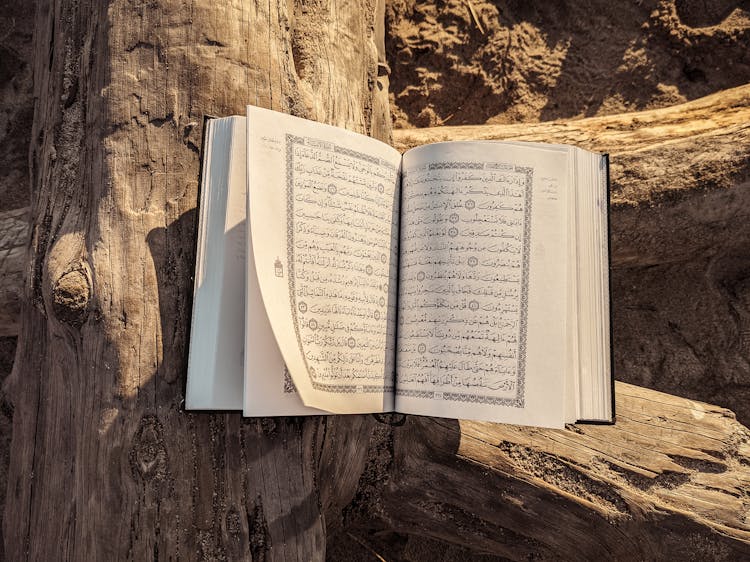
[395,142,569,428]
[244,172,325,416]
[246,106,402,414]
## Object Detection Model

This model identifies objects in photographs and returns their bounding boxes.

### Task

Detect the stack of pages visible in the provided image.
[185,106,613,428]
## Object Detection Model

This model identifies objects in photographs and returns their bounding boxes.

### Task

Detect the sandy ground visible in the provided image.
[387,0,750,127]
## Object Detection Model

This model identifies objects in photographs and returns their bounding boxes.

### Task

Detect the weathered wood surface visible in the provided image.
[0,208,28,338]
[4,0,389,560]
[3,0,750,560]
[357,382,750,560]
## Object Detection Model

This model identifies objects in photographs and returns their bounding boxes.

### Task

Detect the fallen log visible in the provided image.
[354,381,750,560]
[336,89,750,559]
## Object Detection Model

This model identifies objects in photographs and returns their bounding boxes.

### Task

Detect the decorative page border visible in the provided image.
[285,134,397,394]
[395,161,533,408]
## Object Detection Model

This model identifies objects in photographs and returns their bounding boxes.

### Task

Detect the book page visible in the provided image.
[246,106,402,414]
[396,142,569,428]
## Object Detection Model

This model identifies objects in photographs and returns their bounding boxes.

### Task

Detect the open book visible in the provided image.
[185,106,613,428]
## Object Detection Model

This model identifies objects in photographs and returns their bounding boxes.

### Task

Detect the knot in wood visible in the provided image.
[129,415,169,484]
[51,265,91,328]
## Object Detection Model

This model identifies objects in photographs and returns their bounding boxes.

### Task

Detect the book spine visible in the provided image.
[605,153,615,423]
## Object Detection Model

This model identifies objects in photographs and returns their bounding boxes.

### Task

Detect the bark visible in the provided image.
[3,1,750,561]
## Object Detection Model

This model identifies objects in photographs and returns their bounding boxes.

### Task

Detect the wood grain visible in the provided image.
[0,208,27,337]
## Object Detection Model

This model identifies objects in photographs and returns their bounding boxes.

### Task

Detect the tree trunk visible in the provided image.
[4,1,389,560]
[4,1,750,561]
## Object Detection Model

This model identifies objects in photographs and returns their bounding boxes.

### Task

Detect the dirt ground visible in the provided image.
[386,0,750,127]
